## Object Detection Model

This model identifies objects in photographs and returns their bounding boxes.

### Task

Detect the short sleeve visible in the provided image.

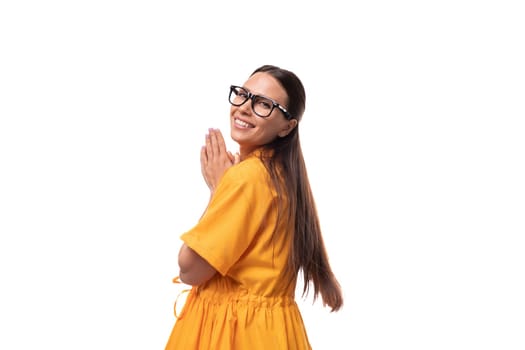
[180,161,274,276]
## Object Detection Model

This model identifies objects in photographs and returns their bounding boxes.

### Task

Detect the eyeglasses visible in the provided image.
[229,85,292,120]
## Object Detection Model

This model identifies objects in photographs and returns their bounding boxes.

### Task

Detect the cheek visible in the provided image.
[260,123,283,141]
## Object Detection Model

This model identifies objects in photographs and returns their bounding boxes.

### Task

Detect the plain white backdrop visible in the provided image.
[1,1,524,349]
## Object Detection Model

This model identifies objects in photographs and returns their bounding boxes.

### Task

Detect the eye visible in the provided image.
[238,91,248,98]
[254,97,273,110]
[235,87,248,98]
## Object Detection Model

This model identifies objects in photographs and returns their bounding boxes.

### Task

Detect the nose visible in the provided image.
[237,98,253,116]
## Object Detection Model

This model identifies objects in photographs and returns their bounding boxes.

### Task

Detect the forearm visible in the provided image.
[178,244,217,285]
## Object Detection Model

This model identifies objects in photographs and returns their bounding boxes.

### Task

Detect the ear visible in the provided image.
[277,119,298,138]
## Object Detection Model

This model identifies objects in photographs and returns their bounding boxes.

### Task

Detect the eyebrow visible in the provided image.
[242,86,282,104]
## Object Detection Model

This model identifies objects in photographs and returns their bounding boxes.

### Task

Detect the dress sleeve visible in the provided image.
[180,163,274,276]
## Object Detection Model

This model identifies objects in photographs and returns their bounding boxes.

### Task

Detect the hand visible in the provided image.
[200,128,240,193]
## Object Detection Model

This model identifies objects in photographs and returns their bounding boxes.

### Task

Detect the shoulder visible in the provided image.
[215,156,274,200]
[223,155,268,183]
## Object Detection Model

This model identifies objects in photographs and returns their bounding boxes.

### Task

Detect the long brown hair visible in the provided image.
[253,65,343,312]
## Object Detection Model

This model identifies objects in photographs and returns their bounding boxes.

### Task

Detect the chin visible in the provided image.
[230,127,249,141]
[230,133,245,145]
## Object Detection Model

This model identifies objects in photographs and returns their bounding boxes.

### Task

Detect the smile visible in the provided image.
[234,118,255,128]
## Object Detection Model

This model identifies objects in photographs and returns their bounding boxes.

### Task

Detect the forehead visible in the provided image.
[243,72,288,104]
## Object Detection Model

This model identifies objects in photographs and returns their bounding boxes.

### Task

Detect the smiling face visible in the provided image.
[230,72,298,158]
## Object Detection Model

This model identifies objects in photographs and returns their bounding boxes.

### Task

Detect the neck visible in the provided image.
[239,145,257,161]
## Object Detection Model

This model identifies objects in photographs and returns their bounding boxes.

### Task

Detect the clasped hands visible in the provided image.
[200,128,240,194]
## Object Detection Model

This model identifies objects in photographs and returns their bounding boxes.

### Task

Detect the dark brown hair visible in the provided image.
[252,65,343,312]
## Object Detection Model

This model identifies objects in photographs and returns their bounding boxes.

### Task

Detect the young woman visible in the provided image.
[165,65,343,349]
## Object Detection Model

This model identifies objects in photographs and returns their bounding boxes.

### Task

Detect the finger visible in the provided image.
[234,152,240,164]
[208,128,219,158]
[214,129,227,155]
[205,132,212,157]
[200,145,207,165]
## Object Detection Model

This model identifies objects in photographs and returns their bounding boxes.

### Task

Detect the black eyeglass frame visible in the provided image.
[229,85,293,120]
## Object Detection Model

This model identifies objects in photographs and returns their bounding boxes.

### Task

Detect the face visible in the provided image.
[230,72,297,156]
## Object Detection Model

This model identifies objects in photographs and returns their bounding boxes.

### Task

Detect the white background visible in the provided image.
[1,1,524,349]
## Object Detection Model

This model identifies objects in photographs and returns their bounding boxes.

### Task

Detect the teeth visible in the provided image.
[235,118,253,128]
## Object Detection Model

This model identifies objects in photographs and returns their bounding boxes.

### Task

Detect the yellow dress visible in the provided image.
[165,153,312,350]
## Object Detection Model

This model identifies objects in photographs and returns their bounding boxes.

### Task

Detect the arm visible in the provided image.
[178,128,240,285]
[178,244,217,285]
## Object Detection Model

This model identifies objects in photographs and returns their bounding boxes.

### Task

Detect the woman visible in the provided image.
[165,65,343,349]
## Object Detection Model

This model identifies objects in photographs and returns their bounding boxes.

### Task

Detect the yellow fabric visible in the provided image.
[165,153,312,350]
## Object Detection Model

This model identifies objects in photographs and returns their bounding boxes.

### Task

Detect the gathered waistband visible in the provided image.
[193,285,296,308]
